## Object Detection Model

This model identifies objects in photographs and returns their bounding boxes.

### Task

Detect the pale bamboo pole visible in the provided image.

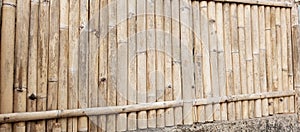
[216,2,227,121]
[78,0,89,131]
[13,0,30,131]
[27,0,39,131]
[237,4,248,120]
[271,6,277,115]
[116,0,128,131]
[146,0,157,128]
[107,0,117,131]
[37,1,50,131]
[47,0,60,131]
[68,0,80,131]
[52,123,61,132]
[171,0,183,125]
[136,0,147,129]
[98,0,108,131]
[58,0,69,131]
[155,0,165,127]
[88,0,100,131]
[276,7,283,114]
[164,0,175,127]
[127,0,137,130]
[265,6,273,116]
[245,5,255,118]
[0,0,16,131]
[223,3,235,121]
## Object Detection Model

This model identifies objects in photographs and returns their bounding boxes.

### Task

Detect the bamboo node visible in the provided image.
[2,2,16,8]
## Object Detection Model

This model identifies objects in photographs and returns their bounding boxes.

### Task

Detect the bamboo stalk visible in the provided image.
[271,6,277,115]
[0,101,183,124]
[164,0,174,127]
[292,25,300,123]
[52,123,61,132]
[0,0,16,131]
[136,0,147,129]
[47,0,60,131]
[116,0,128,130]
[171,0,183,125]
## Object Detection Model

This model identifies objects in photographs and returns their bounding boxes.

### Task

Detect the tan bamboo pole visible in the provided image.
[52,123,61,132]
[47,0,60,131]
[245,5,255,118]
[78,0,89,130]
[13,0,30,131]
[155,0,165,127]
[216,2,227,121]
[164,0,174,127]
[0,0,16,131]
[237,4,248,120]
[98,0,108,131]
[136,0,147,129]
[223,3,234,121]
[58,0,69,131]
[116,0,128,130]
[172,0,183,125]
[271,6,277,115]
[276,7,283,114]
[68,0,80,131]
[107,0,117,131]
[27,0,39,131]
[127,0,137,130]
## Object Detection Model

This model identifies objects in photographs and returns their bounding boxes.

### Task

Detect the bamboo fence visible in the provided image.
[0,0,299,131]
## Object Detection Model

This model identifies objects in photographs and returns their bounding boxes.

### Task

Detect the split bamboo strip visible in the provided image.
[245,5,255,118]
[171,0,183,125]
[237,4,248,119]
[117,0,128,130]
[68,0,80,131]
[14,0,30,131]
[0,0,2,28]
[37,1,50,131]
[271,7,278,115]
[107,0,117,131]
[251,5,262,118]
[127,0,137,130]
[52,123,61,132]
[0,100,183,124]
[223,3,235,121]
[58,0,69,131]
[99,0,109,131]
[146,0,157,128]
[136,0,147,129]
[230,3,241,120]
[78,0,89,131]
[27,0,39,131]
[155,0,165,128]
[47,0,60,131]
[216,2,227,121]
[292,26,300,122]
[164,0,175,127]
[258,6,268,117]
[180,0,194,124]
[0,0,16,131]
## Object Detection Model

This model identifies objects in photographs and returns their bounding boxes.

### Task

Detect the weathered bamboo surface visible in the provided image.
[0,0,298,131]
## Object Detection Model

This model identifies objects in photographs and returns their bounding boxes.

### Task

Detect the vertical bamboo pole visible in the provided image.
[13,0,30,131]
[271,6,277,115]
[224,3,234,121]
[98,0,108,131]
[172,0,183,125]
[276,7,283,114]
[27,0,39,131]
[37,1,50,131]
[58,0,69,131]
[116,0,128,131]
[127,0,137,130]
[68,0,80,131]
[216,2,227,121]
[107,0,117,131]
[265,6,273,116]
[136,0,147,129]
[78,0,89,131]
[155,0,165,128]
[245,5,254,118]
[52,123,61,132]
[0,0,16,131]
[164,0,174,127]
[88,0,99,131]
[146,0,157,128]
[47,0,60,131]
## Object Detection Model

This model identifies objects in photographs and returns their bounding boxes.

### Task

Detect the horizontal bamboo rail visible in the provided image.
[208,0,292,7]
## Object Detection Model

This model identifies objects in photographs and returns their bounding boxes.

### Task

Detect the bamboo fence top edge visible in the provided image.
[200,0,293,7]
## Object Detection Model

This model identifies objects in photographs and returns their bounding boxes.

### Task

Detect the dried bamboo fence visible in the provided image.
[0,0,299,131]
